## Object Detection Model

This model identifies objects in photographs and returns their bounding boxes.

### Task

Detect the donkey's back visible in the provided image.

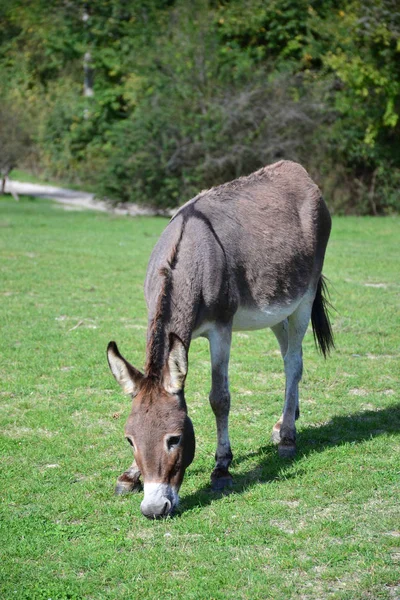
[146,160,331,338]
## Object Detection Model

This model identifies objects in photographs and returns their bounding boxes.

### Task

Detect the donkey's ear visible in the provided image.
[107,341,143,396]
[163,333,188,394]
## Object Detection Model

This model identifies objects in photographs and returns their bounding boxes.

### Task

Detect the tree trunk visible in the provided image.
[84,51,94,98]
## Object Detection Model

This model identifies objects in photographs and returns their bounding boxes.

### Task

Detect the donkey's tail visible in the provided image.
[311,275,335,358]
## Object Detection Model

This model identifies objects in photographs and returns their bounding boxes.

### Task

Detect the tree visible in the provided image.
[0,103,32,193]
[0,0,398,212]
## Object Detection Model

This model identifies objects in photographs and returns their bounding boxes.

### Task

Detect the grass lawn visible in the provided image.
[0,195,399,600]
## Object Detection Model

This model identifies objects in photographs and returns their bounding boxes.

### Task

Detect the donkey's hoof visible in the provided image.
[211,468,233,491]
[115,476,142,495]
[271,427,281,445]
[211,476,233,491]
[115,482,142,495]
[115,484,129,495]
[278,443,296,459]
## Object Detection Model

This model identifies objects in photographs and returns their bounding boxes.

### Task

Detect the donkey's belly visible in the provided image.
[192,297,304,339]
[232,298,302,331]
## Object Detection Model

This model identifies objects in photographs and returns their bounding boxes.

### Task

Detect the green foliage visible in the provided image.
[0,0,399,212]
[308,0,400,213]
[0,100,32,179]
[97,71,323,207]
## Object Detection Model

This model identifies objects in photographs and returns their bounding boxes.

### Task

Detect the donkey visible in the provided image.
[107,160,334,519]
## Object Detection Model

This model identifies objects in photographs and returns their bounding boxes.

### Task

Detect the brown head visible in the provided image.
[107,334,195,519]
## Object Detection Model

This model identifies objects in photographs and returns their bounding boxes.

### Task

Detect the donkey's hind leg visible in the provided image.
[271,319,288,444]
[277,299,313,458]
[208,324,233,491]
[115,460,142,495]
[271,318,300,445]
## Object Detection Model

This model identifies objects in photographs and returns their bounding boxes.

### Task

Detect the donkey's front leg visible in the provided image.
[115,461,142,495]
[208,325,233,491]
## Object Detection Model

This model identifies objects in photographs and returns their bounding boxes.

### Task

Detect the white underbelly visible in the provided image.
[232,299,302,331]
[193,297,302,339]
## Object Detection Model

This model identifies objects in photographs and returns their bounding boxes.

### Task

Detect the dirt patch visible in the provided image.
[5,179,174,216]
[1,426,58,439]
[349,388,369,396]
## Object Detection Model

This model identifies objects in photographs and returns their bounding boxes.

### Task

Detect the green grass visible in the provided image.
[1,195,399,600]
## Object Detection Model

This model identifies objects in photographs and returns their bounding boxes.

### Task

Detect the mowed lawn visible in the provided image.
[0,195,399,600]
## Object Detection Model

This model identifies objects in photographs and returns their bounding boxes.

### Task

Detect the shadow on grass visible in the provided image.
[179,402,400,515]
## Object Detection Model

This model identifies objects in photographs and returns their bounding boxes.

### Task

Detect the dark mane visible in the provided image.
[144,227,184,379]
[144,266,172,379]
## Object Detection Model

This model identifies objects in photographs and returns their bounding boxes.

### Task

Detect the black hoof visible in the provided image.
[211,476,233,492]
[211,467,233,491]
[211,477,233,491]
[278,443,296,459]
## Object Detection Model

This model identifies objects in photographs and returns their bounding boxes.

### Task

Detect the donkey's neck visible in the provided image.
[144,267,196,380]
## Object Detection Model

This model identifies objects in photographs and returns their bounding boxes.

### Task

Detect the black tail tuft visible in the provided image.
[311,275,335,358]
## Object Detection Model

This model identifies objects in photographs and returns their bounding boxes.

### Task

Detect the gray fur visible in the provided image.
[109,160,333,517]
[145,160,330,355]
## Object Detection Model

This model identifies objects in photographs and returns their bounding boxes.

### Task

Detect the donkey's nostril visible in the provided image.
[162,499,171,516]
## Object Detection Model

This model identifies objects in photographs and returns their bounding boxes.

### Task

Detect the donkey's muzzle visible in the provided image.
[141,482,178,519]
[140,497,172,519]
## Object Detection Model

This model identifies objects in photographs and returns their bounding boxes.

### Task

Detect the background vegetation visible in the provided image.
[1,195,399,599]
[1,0,399,212]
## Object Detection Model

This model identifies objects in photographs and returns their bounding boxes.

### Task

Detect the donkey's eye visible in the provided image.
[166,435,182,451]
[125,437,134,449]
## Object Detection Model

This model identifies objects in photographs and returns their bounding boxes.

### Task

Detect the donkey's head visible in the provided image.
[107,334,195,519]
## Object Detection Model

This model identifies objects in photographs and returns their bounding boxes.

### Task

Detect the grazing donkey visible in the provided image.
[107,160,334,519]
